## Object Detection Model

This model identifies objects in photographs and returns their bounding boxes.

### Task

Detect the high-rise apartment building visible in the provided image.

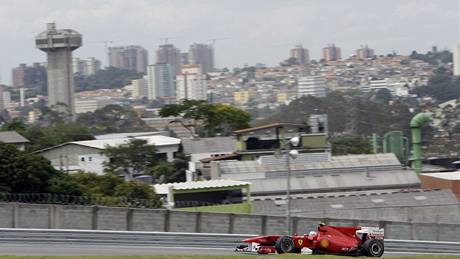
[356,45,375,59]
[73,57,101,76]
[454,42,460,76]
[12,64,26,87]
[188,43,214,73]
[0,86,5,111]
[156,44,181,75]
[131,77,148,99]
[290,44,309,65]
[297,76,327,98]
[108,46,148,74]
[36,23,82,121]
[181,53,189,65]
[147,63,175,100]
[11,63,47,90]
[176,65,207,101]
[322,44,342,61]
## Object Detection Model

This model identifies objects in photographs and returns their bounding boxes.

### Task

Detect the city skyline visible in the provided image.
[0,0,458,84]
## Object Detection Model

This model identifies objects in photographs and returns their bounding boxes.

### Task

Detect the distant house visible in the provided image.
[36,135,181,174]
[181,136,237,179]
[0,131,30,151]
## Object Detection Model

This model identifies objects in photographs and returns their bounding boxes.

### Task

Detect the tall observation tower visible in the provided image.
[35,23,82,121]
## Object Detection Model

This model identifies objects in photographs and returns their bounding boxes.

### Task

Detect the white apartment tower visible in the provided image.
[147,64,175,100]
[454,42,460,76]
[131,77,149,99]
[176,65,207,101]
[297,76,327,98]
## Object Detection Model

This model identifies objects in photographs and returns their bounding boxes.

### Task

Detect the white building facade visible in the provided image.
[37,135,181,175]
[454,42,460,76]
[131,77,148,99]
[297,76,327,98]
[176,65,207,101]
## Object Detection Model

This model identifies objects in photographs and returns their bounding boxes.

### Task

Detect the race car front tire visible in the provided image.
[275,236,296,254]
[362,239,384,257]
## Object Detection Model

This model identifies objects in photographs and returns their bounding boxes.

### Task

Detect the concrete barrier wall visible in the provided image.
[1,203,460,241]
[294,204,460,224]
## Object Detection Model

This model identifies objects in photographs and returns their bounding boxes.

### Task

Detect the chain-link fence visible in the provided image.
[0,193,162,209]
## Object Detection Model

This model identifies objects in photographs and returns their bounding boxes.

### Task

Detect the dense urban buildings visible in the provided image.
[322,44,342,61]
[73,57,101,76]
[108,46,148,74]
[147,63,175,100]
[35,22,82,121]
[11,63,47,89]
[156,44,181,75]
[356,45,375,59]
[453,42,460,76]
[188,43,214,73]
[176,65,207,101]
[290,44,309,65]
[297,75,327,98]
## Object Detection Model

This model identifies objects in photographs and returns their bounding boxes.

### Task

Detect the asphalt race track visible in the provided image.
[0,242,458,257]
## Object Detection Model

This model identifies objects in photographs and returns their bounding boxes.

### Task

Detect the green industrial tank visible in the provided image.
[383,131,407,163]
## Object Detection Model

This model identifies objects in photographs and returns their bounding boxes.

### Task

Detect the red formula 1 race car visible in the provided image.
[236,224,384,257]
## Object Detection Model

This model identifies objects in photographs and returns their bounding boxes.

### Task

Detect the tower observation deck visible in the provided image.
[36,23,82,121]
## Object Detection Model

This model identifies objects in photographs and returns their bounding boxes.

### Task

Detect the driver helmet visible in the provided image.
[308,231,317,240]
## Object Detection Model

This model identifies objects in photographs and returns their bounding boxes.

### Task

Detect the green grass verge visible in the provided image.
[177,201,252,214]
[0,256,458,259]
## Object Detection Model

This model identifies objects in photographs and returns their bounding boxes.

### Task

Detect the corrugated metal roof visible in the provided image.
[216,153,419,194]
[71,135,180,150]
[95,131,161,140]
[259,152,330,165]
[247,169,420,195]
[0,131,29,144]
[181,137,236,154]
[153,179,251,195]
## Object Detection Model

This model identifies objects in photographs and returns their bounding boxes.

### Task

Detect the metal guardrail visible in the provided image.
[0,228,459,254]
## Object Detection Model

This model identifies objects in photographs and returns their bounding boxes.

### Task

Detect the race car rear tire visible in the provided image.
[275,236,295,254]
[362,239,384,257]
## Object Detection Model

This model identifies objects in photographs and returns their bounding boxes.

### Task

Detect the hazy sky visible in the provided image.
[0,0,458,84]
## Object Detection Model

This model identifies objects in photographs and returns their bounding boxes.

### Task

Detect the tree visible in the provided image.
[330,135,373,155]
[77,104,149,134]
[21,123,94,151]
[159,100,251,137]
[374,89,392,104]
[0,143,59,193]
[411,67,460,103]
[74,67,143,92]
[114,181,159,201]
[147,154,188,184]
[102,139,159,179]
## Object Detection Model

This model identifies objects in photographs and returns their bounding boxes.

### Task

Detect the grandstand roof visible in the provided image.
[215,153,420,194]
[153,179,251,195]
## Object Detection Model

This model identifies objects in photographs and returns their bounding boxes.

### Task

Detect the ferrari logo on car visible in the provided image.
[298,239,303,246]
